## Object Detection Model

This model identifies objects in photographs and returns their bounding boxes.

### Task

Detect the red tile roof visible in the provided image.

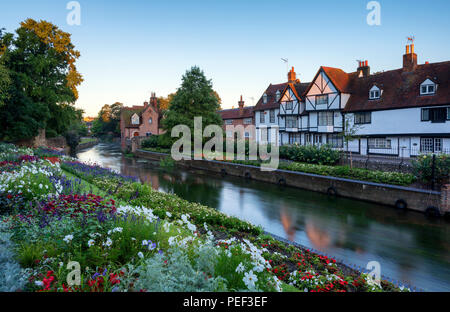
[344,61,450,112]
[253,82,288,111]
[219,106,254,119]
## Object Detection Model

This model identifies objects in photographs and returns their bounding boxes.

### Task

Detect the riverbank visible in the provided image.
[0,143,410,292]
[134,149,444,215]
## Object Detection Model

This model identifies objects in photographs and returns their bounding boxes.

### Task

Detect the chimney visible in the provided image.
[143,101,149,108]
[288,67,300,83]
[403,44,417,71]
[357,60,370,77]
[150,92,157,109]
[238,95,245,116]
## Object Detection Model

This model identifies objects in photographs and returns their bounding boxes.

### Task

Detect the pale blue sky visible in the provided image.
[1,0,449,116]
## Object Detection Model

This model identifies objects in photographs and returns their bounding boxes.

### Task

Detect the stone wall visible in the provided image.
[135,149,442,214]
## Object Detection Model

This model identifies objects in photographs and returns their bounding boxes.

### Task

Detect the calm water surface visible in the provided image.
[77,143,450,291]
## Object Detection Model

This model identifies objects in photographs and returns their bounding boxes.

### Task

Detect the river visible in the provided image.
[77,143,450,291]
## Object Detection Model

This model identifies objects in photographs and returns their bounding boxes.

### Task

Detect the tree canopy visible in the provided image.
[162,66,223,141]
[0,19,84,141]
[92,102,123,137]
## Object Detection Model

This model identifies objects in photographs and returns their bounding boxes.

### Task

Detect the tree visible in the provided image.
[340,114,362,169]
[0,62,10,108]
[0,19,83,141]
[91,102,123,137]
[162,66,223,143]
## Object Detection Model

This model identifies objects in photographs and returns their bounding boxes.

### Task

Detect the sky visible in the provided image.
[1,0,449,116]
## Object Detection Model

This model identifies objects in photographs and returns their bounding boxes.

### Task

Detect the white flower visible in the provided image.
[35,281,44,287]
[131,237,136,241]
[236,263,245,274]
[166,211,172,218]
[142,240,149,246]
[63,235,74,243]
[113,227,123,233]
[168,236,177,246]
[243,271,258,289]
[39,184,43,189]
[88,239,95,247]
[137,252,144,259]
[103,238,113,247]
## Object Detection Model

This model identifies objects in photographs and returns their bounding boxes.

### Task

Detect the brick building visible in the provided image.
[120,92,162,150]
[218,96,255,140]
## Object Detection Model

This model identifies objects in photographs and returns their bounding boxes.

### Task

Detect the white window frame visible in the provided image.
[420,79,437,95]
[316,95,328,105]
[276,91,281,102]
[131,114,140,125]
[318,111,333,126]
[285,101,293,110]
[286,116,297,128]
[369,138,392,149]
[244,118,252,125]
[225,119,233,125]
[263,94,268,104]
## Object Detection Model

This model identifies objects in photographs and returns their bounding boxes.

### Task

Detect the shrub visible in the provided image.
[279,144,340,165]
[131,246,226,292]
[0,225,28,292]
[141,136,159,149]
[412,154,450,185]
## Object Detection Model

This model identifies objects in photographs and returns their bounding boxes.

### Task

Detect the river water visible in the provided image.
[77,143,450,291]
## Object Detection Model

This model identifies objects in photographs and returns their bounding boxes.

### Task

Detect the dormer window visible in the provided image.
[276,90,281,101]
[369,86,381,100]
[420,79,437,95]
[263,93,268,104]
[131,113,140,125]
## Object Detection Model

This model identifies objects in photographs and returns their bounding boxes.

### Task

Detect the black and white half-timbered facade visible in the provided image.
[253,44,450,157]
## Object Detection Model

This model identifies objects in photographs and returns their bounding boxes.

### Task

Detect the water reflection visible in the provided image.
[77,143,450,291]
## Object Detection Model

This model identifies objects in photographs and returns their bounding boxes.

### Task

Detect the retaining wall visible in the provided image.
[135,149,443,214]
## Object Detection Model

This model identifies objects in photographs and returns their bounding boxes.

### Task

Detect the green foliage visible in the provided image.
[412,154,450,184]
[0,21,83,141]
[161,66,223,142]
[91,102,123,137]
[279,162,415,186]
[131,246,226,292]
[159,157,175,169]
[0,225,28,291]
[0,62,11,108]
[279,144,340,165]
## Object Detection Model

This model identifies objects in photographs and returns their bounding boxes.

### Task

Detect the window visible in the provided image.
[225,119,233,125]
[305,133,311,144]
[314,134,322,145]
[286,101,293,110]
[245,132,250,138]
[369,138,392,149]
[354,112,372,124]
[369,90,380,99]
[318,111,333,126]
[286,116,297,128]
[270,110,275,123]
[148,118,153,125]
[327,134,343,148]
[421,138,442,153]
[316,95,328,105]
[260,112,265,123]
[422,107,447,123]
[420,79,437,95]
[276,91,281,102]
[263,94,268,104]
[131,114,140,125]
[448,107,450,120]
[244,118,252,125]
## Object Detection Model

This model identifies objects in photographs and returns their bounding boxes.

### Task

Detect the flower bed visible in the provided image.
[0,143,411,292]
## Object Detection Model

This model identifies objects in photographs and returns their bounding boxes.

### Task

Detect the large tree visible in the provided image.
[0,62,10,108]
[162,66,223,142]
[92,102,123,136]
[0,19,83,141]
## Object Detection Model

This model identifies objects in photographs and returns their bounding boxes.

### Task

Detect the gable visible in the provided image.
[306,70,338,96]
